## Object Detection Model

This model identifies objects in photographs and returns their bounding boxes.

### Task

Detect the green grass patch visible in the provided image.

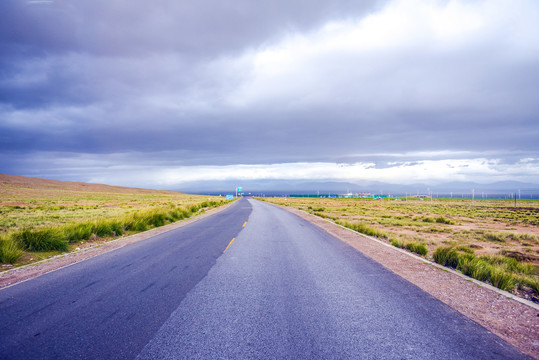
[0,235,23,264]
[433,245,535,293]
[390,238,405,248]
[482,232,507,243]
[0,200,226,264]
[455,245,475,254]
[518,276,539,294]
[479,254,534,275]
[433,246,460,268]
[390,238,428,256]
[338,221,388,239]
[489,267,516,291]
[12,228,69,252]
[405,242,428,256]
[435,216,455,225]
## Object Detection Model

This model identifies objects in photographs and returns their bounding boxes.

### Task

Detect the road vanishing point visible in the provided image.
[0,198,532,359]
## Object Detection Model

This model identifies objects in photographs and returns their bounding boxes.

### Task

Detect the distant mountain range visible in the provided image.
[2,174,536,198]
[177,179,539,197]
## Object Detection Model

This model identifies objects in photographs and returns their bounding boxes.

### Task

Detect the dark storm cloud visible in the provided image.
[0,0,383,107]
[0,0,538,187]
[0,0,383,57]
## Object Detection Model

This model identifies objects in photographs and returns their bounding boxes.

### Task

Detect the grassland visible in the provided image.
[262,196,539,298]
[0,174,229,267]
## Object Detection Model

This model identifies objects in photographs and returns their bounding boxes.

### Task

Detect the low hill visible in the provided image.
[0,174,179,199]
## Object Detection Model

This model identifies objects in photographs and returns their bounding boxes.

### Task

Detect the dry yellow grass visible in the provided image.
[0,174,226,265]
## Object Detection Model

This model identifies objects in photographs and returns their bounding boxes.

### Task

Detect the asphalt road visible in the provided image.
[0,198,252,359]
[0,198,531,359]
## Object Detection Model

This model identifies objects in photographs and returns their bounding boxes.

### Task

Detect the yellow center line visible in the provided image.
[223,238,235,253]
[242,221,247,227]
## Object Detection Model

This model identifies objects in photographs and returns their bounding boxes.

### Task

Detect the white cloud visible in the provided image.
[77,158,539,188]
[223,0,539,113]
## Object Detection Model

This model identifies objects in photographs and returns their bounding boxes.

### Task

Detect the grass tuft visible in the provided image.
[518,276,539,294]
[12,228,68,252]
[0,235,23,264]
[63,223,93,242]
[435,216,455,225]
[482,232,506,243]
[433,246,460,268]
[489,267,516,291]
[338,221,388,238]
[390,238,404,248]
[391,238,428,256]
[433,245,535,293]
[405,242,428,256]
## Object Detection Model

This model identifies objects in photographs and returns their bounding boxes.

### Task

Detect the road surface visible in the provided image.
[0,198,531,359]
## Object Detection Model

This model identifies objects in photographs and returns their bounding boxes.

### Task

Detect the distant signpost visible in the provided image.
[236,187,242,197]
[226,195,234,200]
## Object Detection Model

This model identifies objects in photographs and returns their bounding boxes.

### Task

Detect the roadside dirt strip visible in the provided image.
[0,203,233,290]
[282,206,539,359]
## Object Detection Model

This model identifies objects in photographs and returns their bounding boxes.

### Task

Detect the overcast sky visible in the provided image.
[1,0,538,190]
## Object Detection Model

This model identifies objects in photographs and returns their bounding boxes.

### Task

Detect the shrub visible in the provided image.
[13,228,68,252]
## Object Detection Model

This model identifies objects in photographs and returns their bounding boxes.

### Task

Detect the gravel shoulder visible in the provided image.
[282,205,539,359]
[0,203,232,289]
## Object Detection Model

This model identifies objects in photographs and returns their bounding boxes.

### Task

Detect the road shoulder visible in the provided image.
[279,204,539,359]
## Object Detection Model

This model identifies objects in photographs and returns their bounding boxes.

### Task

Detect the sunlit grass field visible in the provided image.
[0,191,215,232]
[0,175,228,266]
[263,196,539,298]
